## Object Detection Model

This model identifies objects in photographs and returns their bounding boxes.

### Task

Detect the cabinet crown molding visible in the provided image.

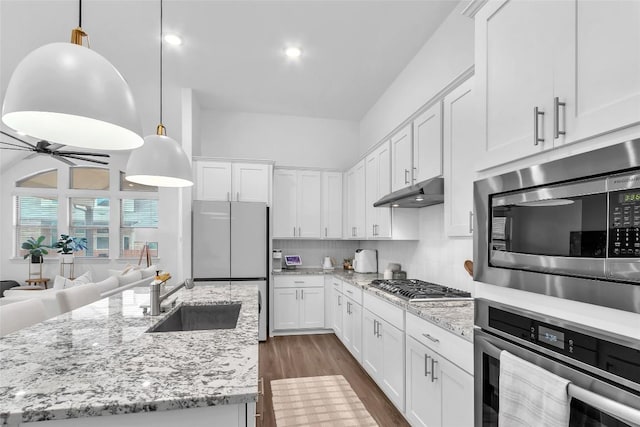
[461,0,488,18]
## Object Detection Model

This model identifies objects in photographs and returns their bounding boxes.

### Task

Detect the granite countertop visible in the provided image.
[0,283,258,425]
[274,268,474,342]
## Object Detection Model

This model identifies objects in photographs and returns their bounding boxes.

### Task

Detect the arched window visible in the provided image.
[16,169,57,188]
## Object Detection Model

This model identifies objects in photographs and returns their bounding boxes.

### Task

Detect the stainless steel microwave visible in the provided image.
[474,139,640,314]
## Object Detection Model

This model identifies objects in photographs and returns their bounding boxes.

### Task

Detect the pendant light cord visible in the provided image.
[159,0,164,125]
[78,0,82,28]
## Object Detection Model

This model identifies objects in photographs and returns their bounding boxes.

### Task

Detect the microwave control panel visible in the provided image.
[609,189,640,257]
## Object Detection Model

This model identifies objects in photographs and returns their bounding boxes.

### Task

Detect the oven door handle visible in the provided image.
[568,384,640,426]
[478,333,640,426]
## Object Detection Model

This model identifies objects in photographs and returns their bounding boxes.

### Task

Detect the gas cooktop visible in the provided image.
[369,279,472,302]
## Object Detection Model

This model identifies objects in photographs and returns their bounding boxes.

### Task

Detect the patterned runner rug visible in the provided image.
[271,375,378,427]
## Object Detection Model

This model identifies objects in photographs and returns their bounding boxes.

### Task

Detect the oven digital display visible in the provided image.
[538,326,565,350]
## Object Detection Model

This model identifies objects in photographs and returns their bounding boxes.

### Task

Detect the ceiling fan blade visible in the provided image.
[51,154,76,166]
[0,140,33,150]
[0,130,37,149]
[0,146,32,152]
[60,154,109,165]
[24,152,39,160]
[56,150,110,158]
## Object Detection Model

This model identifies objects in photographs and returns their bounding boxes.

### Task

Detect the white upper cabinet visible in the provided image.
[273,169,297,238]
[194,160,270,203]
[560,1,640,145]
[390,124,413,192]
[365,141,392,239]
[273,169,321,239]
[413,102,443,183]
[443,77,479,237]
[297,170,322,238]
[195,161,232,201]
[232,163,271,203]
[476,0,564,168]
[321,172,343,239]
[476,0,640,169]
[345,160,366,239]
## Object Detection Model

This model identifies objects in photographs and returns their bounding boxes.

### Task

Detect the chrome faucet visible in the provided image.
[149,278,195,316]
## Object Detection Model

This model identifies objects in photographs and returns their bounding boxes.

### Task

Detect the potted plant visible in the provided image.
[55,234,87,263]
[21,235,50,263]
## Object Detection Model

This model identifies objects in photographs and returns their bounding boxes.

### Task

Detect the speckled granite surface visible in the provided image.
[0,283,258,425]
[274,269,474,342]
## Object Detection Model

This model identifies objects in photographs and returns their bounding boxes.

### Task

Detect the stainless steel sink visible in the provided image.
[147,304,241,333]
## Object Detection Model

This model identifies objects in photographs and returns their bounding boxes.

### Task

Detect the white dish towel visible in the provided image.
[499,350,571,427]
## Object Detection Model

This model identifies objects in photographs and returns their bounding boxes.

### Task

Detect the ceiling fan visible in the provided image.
[0,130,110,165]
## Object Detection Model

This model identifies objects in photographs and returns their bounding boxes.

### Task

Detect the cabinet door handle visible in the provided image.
[425,354,431,377]
[298,227,301,237]
[338,295,341,306]
[372,224,375,236]
[227,192,230,202]
[412,167,417,183]
[469,211,474,234]
[373,319,377,336]
[534,106,545,146]
[404,169,409,184]
[431,358,438,382]
[325,227,328,237]
[258,377,265,396]
[554,97,566,139]
[295,289,298,300]
[293,227,296,237]
[347,301,351,315]
[237,192,240,201]
[422,333,440,343]
[301,289,304,299]
[376,320,382,338]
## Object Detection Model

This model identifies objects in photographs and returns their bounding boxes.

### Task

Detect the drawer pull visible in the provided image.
[422,333,440,343]
[258,377,265,395]
[294,281,304,284]
[346,289,353,294]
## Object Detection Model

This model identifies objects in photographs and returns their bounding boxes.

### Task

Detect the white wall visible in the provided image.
[199,111,359,170]
[359,2,475,153]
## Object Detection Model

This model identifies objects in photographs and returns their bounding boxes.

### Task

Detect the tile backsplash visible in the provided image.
[273,239,360,269]
[359,204,475,295]
[274,205,474,294]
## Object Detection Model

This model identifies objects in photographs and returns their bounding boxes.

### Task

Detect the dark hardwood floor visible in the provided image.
[258,333,410,427]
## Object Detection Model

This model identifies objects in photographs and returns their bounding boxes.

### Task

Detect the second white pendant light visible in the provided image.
[126,0,193,188]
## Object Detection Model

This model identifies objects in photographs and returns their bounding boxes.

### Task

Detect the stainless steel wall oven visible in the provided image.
[474,139,640,313]
[474,299,640,427]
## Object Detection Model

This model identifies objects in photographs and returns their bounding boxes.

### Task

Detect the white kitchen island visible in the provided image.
[0,283,259,427]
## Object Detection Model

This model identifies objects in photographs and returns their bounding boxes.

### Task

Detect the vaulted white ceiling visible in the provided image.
[0,0,458,169]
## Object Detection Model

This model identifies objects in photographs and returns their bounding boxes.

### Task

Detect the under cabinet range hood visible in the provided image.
[373,177,444,208]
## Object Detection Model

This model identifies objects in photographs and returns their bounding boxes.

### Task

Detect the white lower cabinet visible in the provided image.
[405,331,473,427]
[362,309,405,412]
[341,296,362,362]
[273,276,324,331]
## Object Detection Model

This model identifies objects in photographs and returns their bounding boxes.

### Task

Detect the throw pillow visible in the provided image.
[140,264,158,279]
[52,271,93,290]
[117,270,142,286]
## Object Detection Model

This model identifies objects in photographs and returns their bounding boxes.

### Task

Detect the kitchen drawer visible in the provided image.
[363,292,404,331]
[406,312,473,374]
[342,282,363,305]
[273,275,324,288]
[331,276,343,293]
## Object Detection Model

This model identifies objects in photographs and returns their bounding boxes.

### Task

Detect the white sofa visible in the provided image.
[1,265,156,319]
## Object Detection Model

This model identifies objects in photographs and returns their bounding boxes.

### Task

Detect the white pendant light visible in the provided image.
[125,0,193,188]
[1,1,143,150]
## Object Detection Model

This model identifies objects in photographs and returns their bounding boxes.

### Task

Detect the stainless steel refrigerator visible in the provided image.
[192,200,268,341]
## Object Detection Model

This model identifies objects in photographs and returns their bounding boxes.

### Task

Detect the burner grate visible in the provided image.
[369,279,471,301]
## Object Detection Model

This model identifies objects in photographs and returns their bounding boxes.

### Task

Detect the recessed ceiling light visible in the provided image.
[164,34,182,46]
[392,204,400,208]
[284,46,302,58]
[415,196,424,202]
